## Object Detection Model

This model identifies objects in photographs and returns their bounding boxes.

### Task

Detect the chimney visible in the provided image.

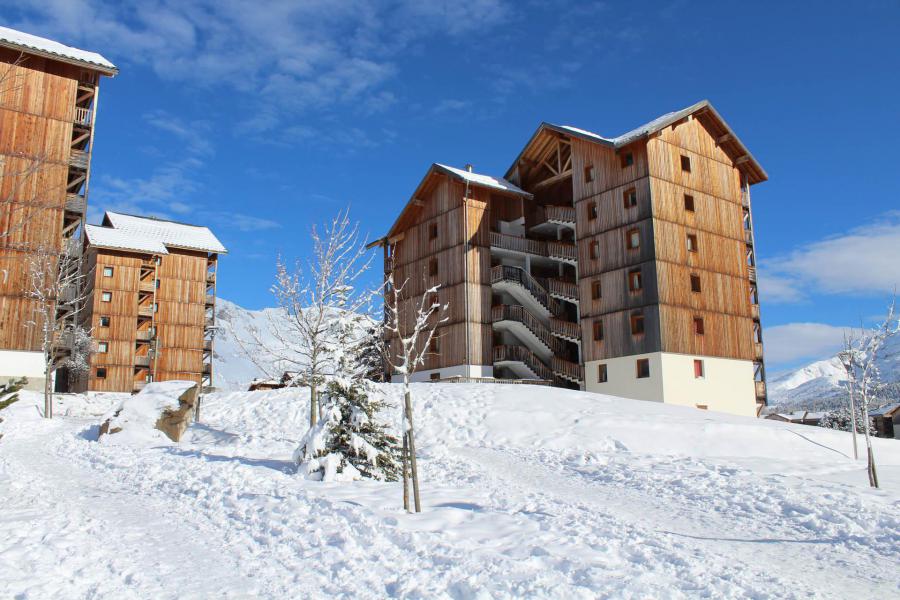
[465,163,473,173]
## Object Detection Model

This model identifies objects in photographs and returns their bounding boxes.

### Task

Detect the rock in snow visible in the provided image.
[98,381,198,444]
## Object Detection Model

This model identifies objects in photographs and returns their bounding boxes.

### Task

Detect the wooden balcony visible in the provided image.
[754,342,764,360]
[741,190,750,208]
[748,266,757,282]
[744,229,754,244]
[69,149,90,170]
[65,193,86,215]
[137,305,154,317]
[490,265,562,315]
[139,280,156,293]
[534,205,576,228]
[133,380,147,392]
[551,356,583,384]
[548,278,578,302]
[74,106,93,127]
[755,380,767,400]
[136,330,153,342]
[550,318,580,342]
[547,241,577,263]
[491,304,562,355]
[493,344,553,381]
[202,363,212,375]
[134,355,151,367]
[206,272,216,284]
[205,294,215,306]
[751,304,760,320]
[203,340,213,351]
[490,232,546,256]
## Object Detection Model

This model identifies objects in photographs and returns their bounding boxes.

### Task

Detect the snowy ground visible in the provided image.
[1,384,899,599]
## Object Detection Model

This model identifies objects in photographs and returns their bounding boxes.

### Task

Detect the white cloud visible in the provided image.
[214,213,282,232]
[760,211,900,304]
[143,110,213,156]
[88,158,203,222]
[764,322,850,366]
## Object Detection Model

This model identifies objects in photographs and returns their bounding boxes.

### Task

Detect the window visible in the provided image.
[598,364,608,383]
[101,292,112,302]
[429,293,439,308]
[690,274,701,293]
[636,359,650,379]
[99,316,110,327]
[694,359,705,379]
[626,228,640,250]
[623,188,637,209]
[686,234,698,253]
[684,194,695,212]
[693,317,705,335]
[102,266,113,277]
[429,337,440,353]
[589,240,599,260]
[680,155,691,172]
[621,152,634,168]
[591,280,602,300]
[96,367,107,379]
[628,268,642,292]
[430,372,441,381]
[584,165,594,183]
[98,342,108,353]
[630,312,645,335]
[593,320,604,341]
[429,258,438,276]
[588,202,598,220]
[428,223,438,240]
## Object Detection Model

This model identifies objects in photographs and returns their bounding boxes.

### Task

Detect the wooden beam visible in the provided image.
[541,160,559,176]
[534,169,573,189]
[412,198,425,206]
[735,156,750,165]
[716,133,733,145]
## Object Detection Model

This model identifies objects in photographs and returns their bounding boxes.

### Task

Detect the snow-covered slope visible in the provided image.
[1,384,898,598]
[212,298,288,390]
[769,334,900,409]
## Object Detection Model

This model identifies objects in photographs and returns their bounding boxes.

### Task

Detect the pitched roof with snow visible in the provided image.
[869,403,900,418]
[104,212,227,254]
[434,163,530,197]
[0,26,117,75]
[85,224,169,255]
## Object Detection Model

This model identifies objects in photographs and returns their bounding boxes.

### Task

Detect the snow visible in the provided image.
[558,101,708,148]
[85,223,170,255]
[2,382,899,598]
[0,25,116,72]
[104,211,227,254]
[435,163,530,197]
[98,380,196,446]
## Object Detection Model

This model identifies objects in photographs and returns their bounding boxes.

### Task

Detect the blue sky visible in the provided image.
[4,0,899,372]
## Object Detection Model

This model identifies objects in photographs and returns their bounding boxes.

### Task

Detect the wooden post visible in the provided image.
[402,430,410,512]
[404,387,422,513]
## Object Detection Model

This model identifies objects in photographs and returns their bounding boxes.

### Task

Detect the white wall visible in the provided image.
[585,352,758,417]
[659,353,758,417]
[392,364,494,383]
[0,350,47,390]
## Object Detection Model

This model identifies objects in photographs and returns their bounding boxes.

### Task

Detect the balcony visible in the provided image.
[206,272,216,284]
[751,304,760,320]
[490,265,561,317]
[205,294,215,306]
[202,363,212,375]
[748,266,757,282]
[547,241,577,264]
[550,318,580,342]
[139,280,156,293]
[755,380,767,400]
[552,356,583,384]
[133,380,147,391]
[137,305,154,317]
[493,344,553,381]
[744,229,754,245]
[65,193,86,215]
[203,339,213,351]
[134,355,151,368]
[491,304,562,356]
[74,106,93,127]
[490,232,547,256]
[741,190,750,208]
[69,149,89,170]
[532,205,576,231]
[136,330,153,342]
[547,278,578,303]
[754,342,764,360]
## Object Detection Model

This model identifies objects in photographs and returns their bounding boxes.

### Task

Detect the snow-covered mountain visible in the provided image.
[768,334,900,409]
[212,298,293,390]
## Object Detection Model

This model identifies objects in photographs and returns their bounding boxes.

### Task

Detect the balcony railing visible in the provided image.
[744,229,754,244]
[206,272,216,284]
[74,106,93,126]
[65,193,86,215]
[491,304,562,354]
[139,280,156,293]
[134,355,151,367]
[203,340,213,351]
[137,305,154,317]
[68,149,90,170]
[203,363,212,375]
[493,344,554,381]
[552,356,583,383]
[534,205,576,227]
[751,304,760,320]
[748,266,757,282]
[550,317,580,341]
[547,241,577,262]
[547,278,578,302]
[755,380,767,400]
[490,265,561,315]
[490,232,547,256]
[205,294,215,306]
[741,190,750,208]
[754,342,764,360]
[136,330,153,342]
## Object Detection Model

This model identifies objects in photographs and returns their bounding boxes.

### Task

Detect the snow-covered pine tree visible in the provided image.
[357,321,386,382]
[819,403,875,435]
[0,377,26,411]
[293,304,400,482]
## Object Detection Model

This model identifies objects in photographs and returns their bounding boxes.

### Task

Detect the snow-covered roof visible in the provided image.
[0,26,117,75]
[104,212,227,254]
[434,163,530,197]
[85,224,169,255]
[869,403,900,418]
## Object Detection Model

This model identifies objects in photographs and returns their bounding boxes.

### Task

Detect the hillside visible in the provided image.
[1,384,898,598]
[768,334,900,409]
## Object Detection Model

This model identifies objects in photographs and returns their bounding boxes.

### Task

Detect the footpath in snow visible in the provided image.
[1,384,898,599]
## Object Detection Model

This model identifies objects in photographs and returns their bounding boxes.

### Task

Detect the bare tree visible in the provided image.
[838,299,899,488]
[382,267,448,513]
[25,242,92,418]
[236,208,374,427]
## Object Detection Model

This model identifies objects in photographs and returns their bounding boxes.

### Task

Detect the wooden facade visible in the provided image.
[0,31,116,382]
[379,101,768,405]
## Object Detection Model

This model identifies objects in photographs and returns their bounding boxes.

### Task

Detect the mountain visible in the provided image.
[768,333,900,410]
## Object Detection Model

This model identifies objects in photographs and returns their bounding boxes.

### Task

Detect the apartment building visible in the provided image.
[377,101,767,416]
[0,26,117,389]
[76,212,225,393]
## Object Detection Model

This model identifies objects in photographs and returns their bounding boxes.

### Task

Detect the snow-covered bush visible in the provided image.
[819,403,875,435]
[0,377,26,412]
[293,377,401,482]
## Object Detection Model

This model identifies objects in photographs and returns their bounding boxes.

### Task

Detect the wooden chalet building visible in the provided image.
[0,26,117,390]
[376,101,768,417]
[76,212,225,393]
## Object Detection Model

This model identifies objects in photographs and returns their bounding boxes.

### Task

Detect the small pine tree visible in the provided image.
[358,322,386,382]
[0,377,26,412]
[293,378,401,481]
[820,402,875,435]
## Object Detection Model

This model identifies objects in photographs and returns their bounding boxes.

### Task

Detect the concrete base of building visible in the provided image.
[0,350,49,391]
[584,352,758,417]
[391,364,494,383]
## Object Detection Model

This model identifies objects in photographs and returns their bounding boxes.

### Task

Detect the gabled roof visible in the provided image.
[85,224,169,255]
[508,100,767,185]
[869,403,900,418]
[103,212,227,254]
[0,26,117,76]
[384,163,531,240]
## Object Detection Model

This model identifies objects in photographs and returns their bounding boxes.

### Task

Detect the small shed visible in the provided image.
[764,411,824,427]
[869,403,900,439]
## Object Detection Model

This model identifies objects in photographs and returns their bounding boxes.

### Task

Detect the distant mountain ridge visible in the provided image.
[768,334,900,410]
